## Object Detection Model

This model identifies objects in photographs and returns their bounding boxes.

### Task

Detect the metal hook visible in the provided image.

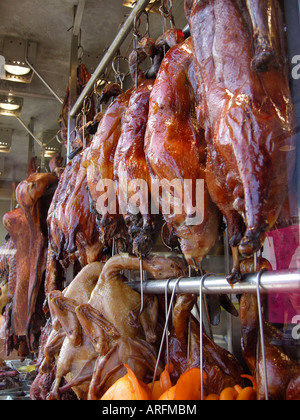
[199,273,215,401]
[112,237,116,257]
[82,96,92,115]
[94,78,107,96]
[112,55,130,78]
[151,275,185,389]
[256,268,269,400]
[164,277,175,371]
[55,130,64,145]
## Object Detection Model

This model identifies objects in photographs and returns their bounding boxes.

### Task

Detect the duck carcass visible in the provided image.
[145,37,221,270]
[185,0,296,282]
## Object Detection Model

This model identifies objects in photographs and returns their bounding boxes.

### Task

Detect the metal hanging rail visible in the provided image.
[25,41,64,105]
[69,0,151,118]
[127,269,300,295]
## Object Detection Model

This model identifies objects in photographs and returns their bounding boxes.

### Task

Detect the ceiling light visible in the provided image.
[42,130,62,158]
[0,129,13,153]
[0,95,23,117]
[5,64,31,76]
[1,37,37,84]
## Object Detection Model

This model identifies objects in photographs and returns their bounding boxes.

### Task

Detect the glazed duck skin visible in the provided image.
[245,0,282,72]
[87,88,134,246]
[186,0,296,279]
[3,209,30,337]
[145,38,220,269]
[16,173,58,350]
[114,78,161,257]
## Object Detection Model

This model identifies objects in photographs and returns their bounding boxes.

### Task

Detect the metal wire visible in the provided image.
[199,273,215,401]
[256,268,269,400]
[151,276,185,390]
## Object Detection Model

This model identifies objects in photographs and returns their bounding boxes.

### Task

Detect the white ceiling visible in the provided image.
[0,0,187,191]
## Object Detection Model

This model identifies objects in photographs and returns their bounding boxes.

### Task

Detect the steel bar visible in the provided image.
[25,42,63,104]
[256,269,269,400]
[69,0,151,118]
[73,0,86,36]
[127,269,300,295]
[15,116,43,148]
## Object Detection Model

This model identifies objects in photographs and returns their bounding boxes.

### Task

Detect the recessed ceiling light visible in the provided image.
[0,102,20,111]
[5,64,31,76]
[0,95,23,117]
[1,37,37,84]
[0,129,12,153]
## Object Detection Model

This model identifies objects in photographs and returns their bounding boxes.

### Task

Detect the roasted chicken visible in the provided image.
[46,262,104,400]
[76,254,186,399]
[186,0,296,282]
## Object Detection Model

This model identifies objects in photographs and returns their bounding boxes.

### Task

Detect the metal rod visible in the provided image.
[199,273,214,401]
[127,269,300,295]
[73,0,86,36]
[25,42,63,105]
[15,116,43,148]
[256,269,269,400]
[151,276,183,390]
[164,277,173,371]
[69,0,151,118]
[139,257,144,313]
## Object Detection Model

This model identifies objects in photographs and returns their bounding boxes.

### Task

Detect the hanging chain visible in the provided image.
[112,55,129,90]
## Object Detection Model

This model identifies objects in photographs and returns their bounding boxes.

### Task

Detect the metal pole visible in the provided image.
[69,0,151,118]
[256,269,269,401]
[73,0,86,36]
[15,116,43,148]
[127,269,300,295]
[25,42,63,105]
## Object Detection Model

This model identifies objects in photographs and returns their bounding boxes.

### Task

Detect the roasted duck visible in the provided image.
[114,74,161,257]
[167,294,244,395]
[0,236,15,316]
[3,209,30,338]
[16,172,58,350]
[145,37,221,269]
[47,154,81,270]
[87,87,134,249]
[186,0,296,282]
[46,150,102,295]
[65,148,103,266]
[245,0,280,71]
[239,257,300,400]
